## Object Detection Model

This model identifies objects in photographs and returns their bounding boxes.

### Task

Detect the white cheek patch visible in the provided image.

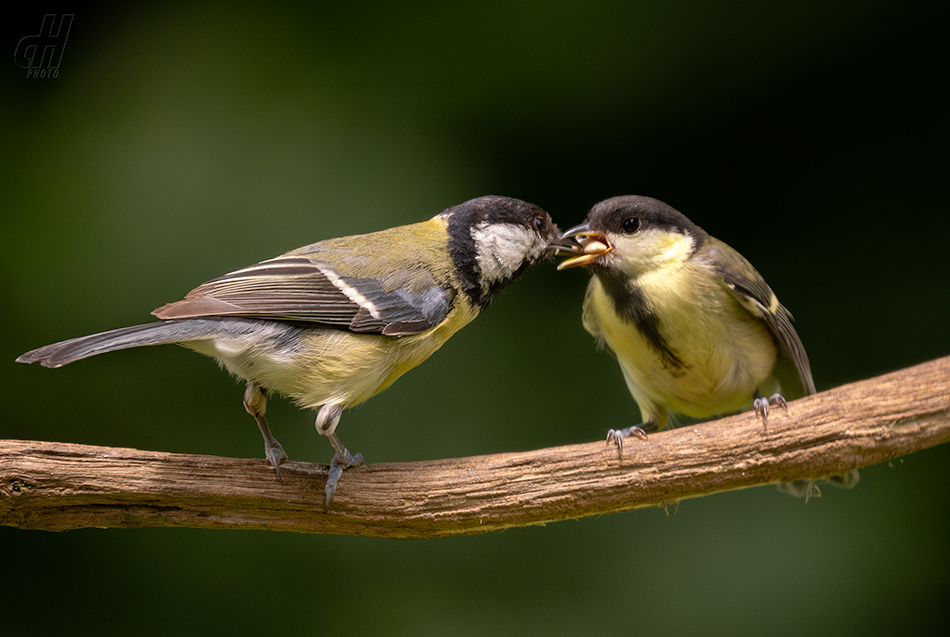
[613,229,695,274]
[471,222,546,284]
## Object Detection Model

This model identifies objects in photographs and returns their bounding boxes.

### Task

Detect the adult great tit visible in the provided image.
[18,195,559,507]
[557,195,815,447]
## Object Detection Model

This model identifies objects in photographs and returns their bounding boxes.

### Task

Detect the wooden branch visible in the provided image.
[2,356,948,538]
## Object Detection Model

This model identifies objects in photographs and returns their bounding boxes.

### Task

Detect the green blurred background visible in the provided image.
[3,2,949,635]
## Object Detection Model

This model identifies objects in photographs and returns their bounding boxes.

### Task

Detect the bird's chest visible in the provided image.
[590,265,776,415]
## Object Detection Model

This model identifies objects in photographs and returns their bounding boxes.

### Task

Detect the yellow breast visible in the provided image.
[587,260,777,424]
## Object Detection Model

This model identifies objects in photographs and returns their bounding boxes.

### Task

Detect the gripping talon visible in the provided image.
[754,391,789,431]
[324,449,365,511]
[769,393,788,414]
[754,395,769,423]
[265,443,289,481]
[605,425,648,453]
[628,426,649,440]
[606,428,624,451]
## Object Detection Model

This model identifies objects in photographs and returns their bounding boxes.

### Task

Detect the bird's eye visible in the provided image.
[622,217,641,234]
[532,216,545,232]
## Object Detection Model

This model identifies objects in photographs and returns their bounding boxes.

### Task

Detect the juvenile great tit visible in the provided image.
[557,195,815,447]
[18,195,559,507]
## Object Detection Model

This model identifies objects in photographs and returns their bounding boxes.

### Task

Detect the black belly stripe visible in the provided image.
[596,271,688,375]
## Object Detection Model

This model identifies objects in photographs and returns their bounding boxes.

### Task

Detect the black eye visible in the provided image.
[533,216,545,232]
[622,217,641,234]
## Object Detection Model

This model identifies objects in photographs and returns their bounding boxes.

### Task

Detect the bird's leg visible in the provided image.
[753,390,788,431]
[243,381,288,479]
[606,419,654,452]
[315,403,365,510]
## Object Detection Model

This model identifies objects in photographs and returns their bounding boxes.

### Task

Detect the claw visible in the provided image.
[265,442,289,481]
[325,449,365,511]
[754,392,788,431]
[605,425,649,453]
[754,395,769,428]
[769,393,788,414]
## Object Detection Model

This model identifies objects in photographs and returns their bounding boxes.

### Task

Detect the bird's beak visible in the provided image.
[556,222,612,270]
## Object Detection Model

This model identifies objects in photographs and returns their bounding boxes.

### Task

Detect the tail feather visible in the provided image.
[16,319,236,368]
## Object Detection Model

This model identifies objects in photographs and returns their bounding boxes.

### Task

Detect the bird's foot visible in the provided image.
[264,441,289,481]
[605,425,649,453]
[325,449,365,511]
[754,392,787,431]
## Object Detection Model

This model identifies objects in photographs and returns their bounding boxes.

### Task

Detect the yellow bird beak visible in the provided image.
[556,223,612,270]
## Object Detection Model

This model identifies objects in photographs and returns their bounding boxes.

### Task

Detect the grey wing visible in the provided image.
[702,240,816,395]
[152,255,454,337]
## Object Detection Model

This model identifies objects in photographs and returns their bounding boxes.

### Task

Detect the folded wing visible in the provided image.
[153,255,454,337]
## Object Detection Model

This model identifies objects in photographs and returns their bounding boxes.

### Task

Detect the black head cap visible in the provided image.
[442,196,559,307]
[586,195,708,241]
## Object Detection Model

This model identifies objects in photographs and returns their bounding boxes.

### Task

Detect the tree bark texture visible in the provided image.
[2,356,948,538]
